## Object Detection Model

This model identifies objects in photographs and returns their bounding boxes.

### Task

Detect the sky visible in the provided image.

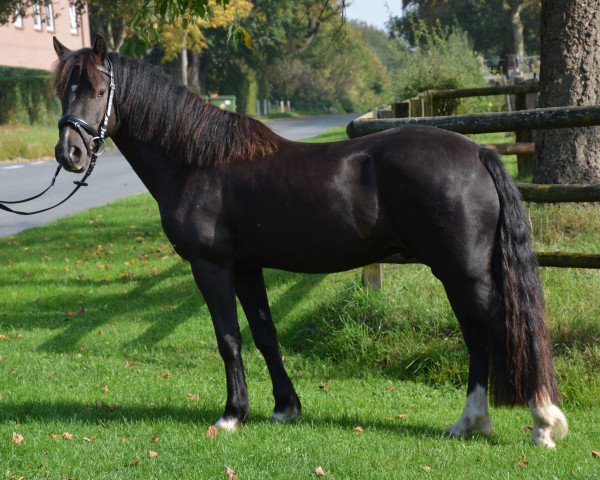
[345,0,404,32]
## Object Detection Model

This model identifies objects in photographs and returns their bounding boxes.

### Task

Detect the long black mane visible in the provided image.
[54,50,279,167]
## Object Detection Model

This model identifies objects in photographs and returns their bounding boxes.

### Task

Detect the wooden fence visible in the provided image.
[348,86,600,289]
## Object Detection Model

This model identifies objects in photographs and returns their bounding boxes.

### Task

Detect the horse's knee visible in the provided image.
[217,333,242,362]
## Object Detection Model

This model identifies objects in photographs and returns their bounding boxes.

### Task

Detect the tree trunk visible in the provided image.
[509,4,525,58]
[533,0,600,184]
[187,51,201,95]
[180,45,188,87]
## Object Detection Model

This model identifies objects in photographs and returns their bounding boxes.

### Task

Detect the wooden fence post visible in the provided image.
[515,92,533,176]
[362,263,383,290]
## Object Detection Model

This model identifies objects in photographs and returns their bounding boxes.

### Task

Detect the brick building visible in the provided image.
[0,1,91,71]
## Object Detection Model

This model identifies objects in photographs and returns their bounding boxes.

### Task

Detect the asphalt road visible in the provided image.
[0,113,357,237]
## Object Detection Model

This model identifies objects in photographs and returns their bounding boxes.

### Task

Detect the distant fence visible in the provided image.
[256,99,292,116]
[348,86,600,288]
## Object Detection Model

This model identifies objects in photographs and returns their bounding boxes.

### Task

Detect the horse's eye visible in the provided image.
[97,89,106,97]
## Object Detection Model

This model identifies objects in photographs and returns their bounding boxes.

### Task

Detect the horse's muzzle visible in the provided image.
[55,142,87,173]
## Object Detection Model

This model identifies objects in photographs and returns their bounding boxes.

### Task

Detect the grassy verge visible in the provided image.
[0,124,57,161]
[1,129,599,478]
[0,124,118,163]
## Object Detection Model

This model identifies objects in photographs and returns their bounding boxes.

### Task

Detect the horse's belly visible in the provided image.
[235,227,400,274]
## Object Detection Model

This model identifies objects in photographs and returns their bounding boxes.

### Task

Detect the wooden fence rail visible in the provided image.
[347,105,600,138]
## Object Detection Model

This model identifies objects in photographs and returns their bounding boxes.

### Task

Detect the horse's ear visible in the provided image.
[53,36,70,58]
[93,33,107,62]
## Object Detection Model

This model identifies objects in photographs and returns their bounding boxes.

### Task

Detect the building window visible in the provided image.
[69,4,78,34]
[33,2,42,31]
[13,5,23,29]
[46,2,55,32]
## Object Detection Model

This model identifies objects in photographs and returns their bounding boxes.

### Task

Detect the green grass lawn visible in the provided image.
[1,128,600,478]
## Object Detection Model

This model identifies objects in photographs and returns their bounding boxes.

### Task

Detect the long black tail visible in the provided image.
[479,146,559,406]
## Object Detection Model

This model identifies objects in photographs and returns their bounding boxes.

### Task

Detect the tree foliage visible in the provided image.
[390,0,541,57]
[0,0,230,39]
[159,0,252,61]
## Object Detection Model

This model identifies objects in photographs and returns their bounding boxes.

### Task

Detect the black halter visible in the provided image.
[0,58,116,216]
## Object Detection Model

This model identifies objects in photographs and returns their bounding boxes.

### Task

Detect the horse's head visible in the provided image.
[53,34,116,173]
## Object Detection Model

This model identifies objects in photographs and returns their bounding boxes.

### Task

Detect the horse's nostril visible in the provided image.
[69,145,82,163]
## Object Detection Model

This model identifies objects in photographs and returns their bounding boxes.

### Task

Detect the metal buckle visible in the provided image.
[89,136,106,156]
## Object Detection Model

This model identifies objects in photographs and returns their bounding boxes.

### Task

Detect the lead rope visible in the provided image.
[0,59,115,216]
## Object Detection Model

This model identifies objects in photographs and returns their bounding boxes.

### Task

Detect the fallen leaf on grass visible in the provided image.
[354,426,364,435]
[206,425,217,439]
[422,466,432,473]
[592,450,600,458]
[517,455,528,468]
[0,334,8,341]
[319,383,330,392]
[11,432,23,445]
[226,466,238,480]
[148,450,158,458]
[162,371,172,378]
[101,385,109,393]
[129,458,140,467]
[187,393,199,401]
[314,466,328,477]
[125,360,139,368]
[65,306,85,318]
[83,436,95,443]
[523,425,533,433]
[386,386,396,393]
[396,413,408,420]
[152,435,159,444]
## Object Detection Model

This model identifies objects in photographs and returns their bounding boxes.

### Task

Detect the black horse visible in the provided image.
[52,35,567,447]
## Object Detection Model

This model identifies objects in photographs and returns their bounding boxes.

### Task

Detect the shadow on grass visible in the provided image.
[0,400,504,444]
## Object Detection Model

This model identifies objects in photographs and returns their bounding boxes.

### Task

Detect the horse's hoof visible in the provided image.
[445,415,493,438]
[529,402,568,448]
[271,405,301,423]
[215,416,241,431]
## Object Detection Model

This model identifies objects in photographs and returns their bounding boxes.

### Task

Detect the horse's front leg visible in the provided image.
[234,268,301,422]
[190,257,249,430]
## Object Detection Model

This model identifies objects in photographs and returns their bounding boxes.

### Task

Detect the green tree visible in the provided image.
[389,0,540,57]
[0,0,229,35]
[267,20,392,112]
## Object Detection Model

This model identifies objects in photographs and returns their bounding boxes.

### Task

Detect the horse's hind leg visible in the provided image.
[234,268,301,422]
[441,275,502,438]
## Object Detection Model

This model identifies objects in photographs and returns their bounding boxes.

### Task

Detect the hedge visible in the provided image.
[0,68,60,125]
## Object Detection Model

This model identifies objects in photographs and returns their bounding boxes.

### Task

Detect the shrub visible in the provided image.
[393,21,486,114]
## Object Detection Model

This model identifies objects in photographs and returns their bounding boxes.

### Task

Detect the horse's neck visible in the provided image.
[112,133,185,201]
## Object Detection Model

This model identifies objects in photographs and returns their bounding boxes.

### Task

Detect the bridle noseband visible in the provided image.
[0,58,116,216]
